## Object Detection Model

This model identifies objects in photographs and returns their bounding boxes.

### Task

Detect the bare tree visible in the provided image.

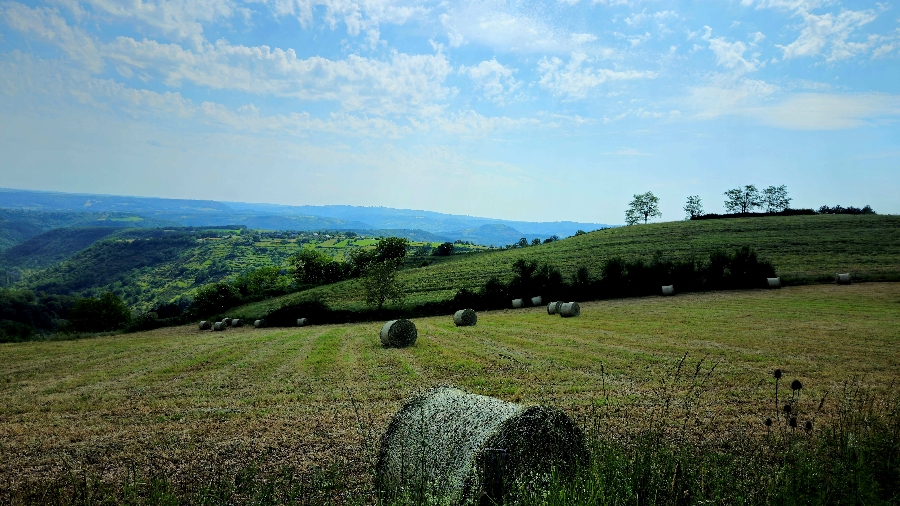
[763,185,791,212]
[724,185,762,214]
[684,195,704,219]
[625,192,662,225]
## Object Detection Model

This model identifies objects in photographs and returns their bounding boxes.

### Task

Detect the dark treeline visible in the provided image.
[257,246,776,327]
[692,206,875,221]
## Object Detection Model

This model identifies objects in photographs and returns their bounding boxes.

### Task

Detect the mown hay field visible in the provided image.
[236,214,900,315]
[1,283,899,499]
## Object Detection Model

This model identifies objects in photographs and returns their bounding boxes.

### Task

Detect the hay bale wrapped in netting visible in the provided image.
[222,318,232,326]
[213,321,226,331]
[531,296,542,306]
[231,318,243,327]
[547,301,563,315]
[297,318,309,327]
[253,319,267,329]
[767,277,781,288]
[198,321,212,330]
[381,319,417,347]
[453,309,477,327]
[661,285,675,296]
[559,302,580,318]
[511,299,524,309]
[836,273,852,285]
[375,386,588,504]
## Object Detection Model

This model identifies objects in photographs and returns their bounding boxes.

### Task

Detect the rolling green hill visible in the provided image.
[234,214,900,317]
[0,227,121,271]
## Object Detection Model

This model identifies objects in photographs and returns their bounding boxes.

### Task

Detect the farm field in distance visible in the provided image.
[2,283,898,501]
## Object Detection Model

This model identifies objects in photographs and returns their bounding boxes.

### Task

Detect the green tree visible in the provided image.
[192,282,242,316]
[724,185,762,214]
[433,242,454,256]
[374,237,409,262]
[684,195,704,219]
[763,185,791,212]
[625,192,662,225]
[362,260,405,311]
[517,238,528,248]
[66,292,132,332]
[289,248,335,285]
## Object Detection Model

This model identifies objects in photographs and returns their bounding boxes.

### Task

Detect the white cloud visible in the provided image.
[778,8,879,61]
[747,93,900,129]
[702,27,759,73]
[688,75,778,119]
[537,53,656,100]
[75,0,237,46]
[459,59,521,105]
[267,0,425,46]
[1,3,103,71]
[872,43,896,58]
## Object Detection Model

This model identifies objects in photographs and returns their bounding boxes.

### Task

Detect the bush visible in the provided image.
[64,292,132,333]
[191,282,243,317]
[0,319,34,343]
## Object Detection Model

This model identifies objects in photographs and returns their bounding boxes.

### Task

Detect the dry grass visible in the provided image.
[1,283,899,498]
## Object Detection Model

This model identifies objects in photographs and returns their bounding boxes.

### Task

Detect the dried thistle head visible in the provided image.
[773,369,782,380]
[764,418,772,427]
[789,417,798,428]
[791,379,803,391]
[783,403,792,414]
[804,421,813,431]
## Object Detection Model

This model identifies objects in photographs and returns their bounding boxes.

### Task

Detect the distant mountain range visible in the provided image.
[0,188,611,246]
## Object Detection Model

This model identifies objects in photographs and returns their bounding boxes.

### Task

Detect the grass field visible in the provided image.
[2,283,898,501]
[234,214,900,316]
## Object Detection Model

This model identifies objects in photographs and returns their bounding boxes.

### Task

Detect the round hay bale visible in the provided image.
[213,321,226,331]
[231,319,243,327]
[559,302,580,318]
[380,319,417,347]
[198,320,211,330]
[530,296,542,306]
[836,273,852,285]
[661,285,675,296]
[375,386,588,504]
[511,299,524,309]
[547,301,563,315]
[453,309,477,327]
[222,318,232,326]
[297,318,309,327]
[253,319,267,329]
[766,277,781,288]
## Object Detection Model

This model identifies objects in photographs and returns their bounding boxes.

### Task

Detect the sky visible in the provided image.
[0,0,898,224]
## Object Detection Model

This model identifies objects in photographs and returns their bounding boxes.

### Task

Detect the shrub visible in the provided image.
[65,292,132,333]
[191,282,243,317]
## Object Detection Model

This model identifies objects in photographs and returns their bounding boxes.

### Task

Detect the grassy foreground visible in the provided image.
[1,283,899,503]
[235,214,900,315]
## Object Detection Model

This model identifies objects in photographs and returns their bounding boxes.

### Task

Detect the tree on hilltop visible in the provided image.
[625,192,662,225]
[684,195,704,219]
[763,185,791,212]
[724,185,763,214]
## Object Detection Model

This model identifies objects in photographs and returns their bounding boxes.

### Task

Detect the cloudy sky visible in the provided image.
[0,0,898,223]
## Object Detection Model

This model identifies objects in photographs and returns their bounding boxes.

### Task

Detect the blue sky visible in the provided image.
[0,0,898,224]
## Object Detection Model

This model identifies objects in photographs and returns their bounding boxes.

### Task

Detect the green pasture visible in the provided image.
[1,283,898,497]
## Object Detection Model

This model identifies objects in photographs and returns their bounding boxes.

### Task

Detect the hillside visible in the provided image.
[0,208,168,251]
[235,214,900,317]
[0,227,121,271]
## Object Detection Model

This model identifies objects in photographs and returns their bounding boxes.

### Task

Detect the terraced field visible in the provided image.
[236,214,900,315]
[2,283,898,498]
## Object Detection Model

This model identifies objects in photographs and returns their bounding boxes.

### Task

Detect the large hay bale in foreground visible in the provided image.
[767,277,781,288]
[375,386,588,504]
[661,285,675,296]
[511,299,524,309]
[213,321,226,331]
[231,318,243,327]
[380,319,417,347]
[297,318,309,327]
[547,301,563,315]
[253,319,267,329]
[836,273,852,285]
[530,296,542,306]
[198,321,211,330]
[453,309,477,327]
[559,302,580,318]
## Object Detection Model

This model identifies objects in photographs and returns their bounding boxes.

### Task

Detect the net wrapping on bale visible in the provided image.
[453,309,477,327]
[530,296,542,306]
[198,321,211,331]
[547,301,563,315]
[661,285,675,296]
[767,277,781,288]
[511,299,524,309]
[375,386,588,505]
[559,302,580,318]
[253,319,267,329]
[231,319,243,327]
[213,321,226,331]
[380,319,417,347]
[836,273,852,285]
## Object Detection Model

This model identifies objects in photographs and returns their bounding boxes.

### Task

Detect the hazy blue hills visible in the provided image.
[0,188,609,246]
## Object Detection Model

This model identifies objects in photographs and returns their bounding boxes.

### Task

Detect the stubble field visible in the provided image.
[1,283,899,501]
